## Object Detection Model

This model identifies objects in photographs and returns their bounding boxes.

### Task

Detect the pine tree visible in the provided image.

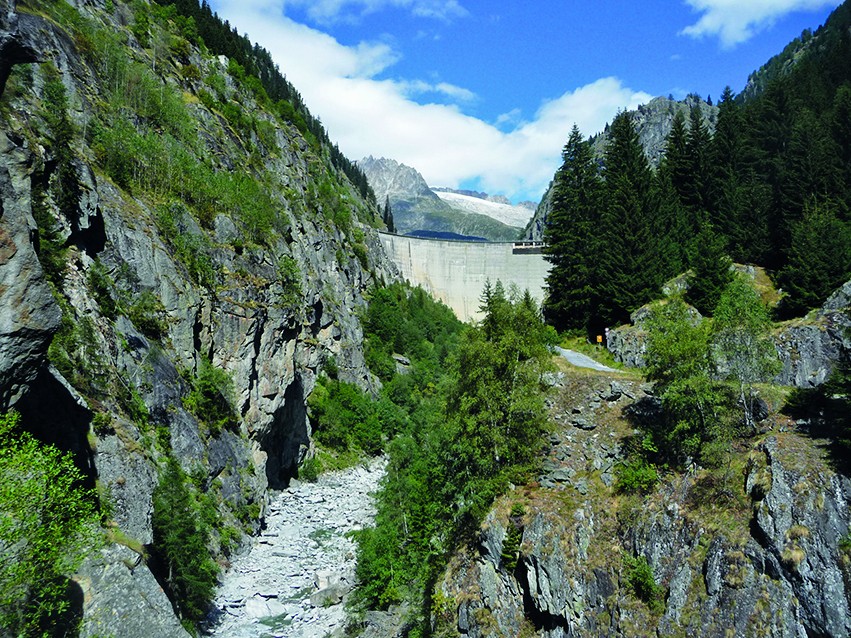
[684,105,712,215]
[686,218,733,316]
[596,112,669,329]
[542,125,602,333]
[777,201,851,317]
[660,110,691,206]
[382,196,395,233]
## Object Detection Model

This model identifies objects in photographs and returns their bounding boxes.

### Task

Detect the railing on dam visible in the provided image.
[377,232,551,322]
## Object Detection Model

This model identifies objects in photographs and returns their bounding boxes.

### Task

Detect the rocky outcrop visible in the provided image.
[438,371,851,637]
[0,131,60,406]
[606,278,851,387]
[76,545,191,638]
[0,0,43,95]
[773,282,851,387]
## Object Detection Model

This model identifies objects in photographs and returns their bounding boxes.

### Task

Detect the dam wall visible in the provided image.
[378,232,551,322]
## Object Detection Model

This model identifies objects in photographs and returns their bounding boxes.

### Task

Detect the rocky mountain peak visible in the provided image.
[358,156,437,204]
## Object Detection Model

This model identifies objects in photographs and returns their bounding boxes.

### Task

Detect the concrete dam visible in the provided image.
[378,232,552,322]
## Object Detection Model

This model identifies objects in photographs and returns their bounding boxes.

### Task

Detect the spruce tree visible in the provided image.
[542,125,602,333]
[777,201,851,317]
[686,218,733,316]
[684,105,712,215]
[382,195,395,233]
[596,112,669,329]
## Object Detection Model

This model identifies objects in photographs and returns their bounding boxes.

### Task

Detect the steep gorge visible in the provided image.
[0,0,395,634]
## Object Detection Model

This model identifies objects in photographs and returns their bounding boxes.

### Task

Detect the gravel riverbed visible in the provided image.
[205,458,385,638]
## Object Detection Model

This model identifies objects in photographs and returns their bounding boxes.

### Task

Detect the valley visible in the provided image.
[0,0,850,637]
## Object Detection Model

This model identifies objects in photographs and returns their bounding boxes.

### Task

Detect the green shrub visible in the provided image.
[624,553,665,614]
[128,290,168,340]
[183,358,237,436]
[615,457,659,494]
[87,261,118,319]
[277,255,302,307]
[0,412,100,636]
[151,456,219,625]
[500,504,526,571]
[299,456,320,482]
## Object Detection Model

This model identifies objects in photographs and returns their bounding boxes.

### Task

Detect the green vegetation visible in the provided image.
[545,5,851,332]
[151,456,219,628]
[634,276,780,471]
[500,503,526,572]
[183,358,237,437]
[623,553,665,614]
[351,283,556,633]
[615,457,659,494]
[0,412,99,636]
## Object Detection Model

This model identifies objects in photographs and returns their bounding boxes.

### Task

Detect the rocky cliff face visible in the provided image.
[523,95,717,242]
[606,278,851,388]
[437,369,851,638]
[0,1,395,634]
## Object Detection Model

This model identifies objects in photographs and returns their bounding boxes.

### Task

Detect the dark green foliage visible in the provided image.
[382,196,395,233]
[298,456,320,482]
[128,290,168,340]
[615,457,659,494]
[276,255,303,307]
[623,554,665,614]
[354,286,555,620]
[0,412,99,636]
[151,456,219,625]
[500,503,525,571]
[542,2,851,327]
[87,260,118,319]
[31,182,67,286]
[543,125,603,334]
[183,358,237,436]
[777,201,851,317]
[686,219,733,316]
[596,112,674,329]
[41,65,81,222]
[308,378,397,455]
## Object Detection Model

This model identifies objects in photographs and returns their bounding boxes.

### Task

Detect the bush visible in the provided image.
[183,359,237,436]
[615,457,659,494]
[624,553,665,614]
[0,412,99,635]
[299,456,320,482]
[128,290,168,340]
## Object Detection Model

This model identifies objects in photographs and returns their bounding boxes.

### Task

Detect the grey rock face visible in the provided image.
[773,304,851,387]
[0,3,398,635]
[76,544,191,638]
[0,132,61,407]
[439,390,851,637]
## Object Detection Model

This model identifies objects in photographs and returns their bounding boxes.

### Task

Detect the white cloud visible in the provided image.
[209,1,651,201]
[680,0,841,48]
[277,0,467,23]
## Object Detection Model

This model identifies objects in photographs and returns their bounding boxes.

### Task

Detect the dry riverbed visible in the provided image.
[205,458,385,638]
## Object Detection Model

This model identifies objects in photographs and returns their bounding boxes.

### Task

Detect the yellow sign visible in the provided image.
[596,335,603,344]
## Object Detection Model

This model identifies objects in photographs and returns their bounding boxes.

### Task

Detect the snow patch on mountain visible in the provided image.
[433,191,532,228]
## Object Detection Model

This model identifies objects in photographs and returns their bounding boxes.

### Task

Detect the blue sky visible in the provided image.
[208,0,842,203]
